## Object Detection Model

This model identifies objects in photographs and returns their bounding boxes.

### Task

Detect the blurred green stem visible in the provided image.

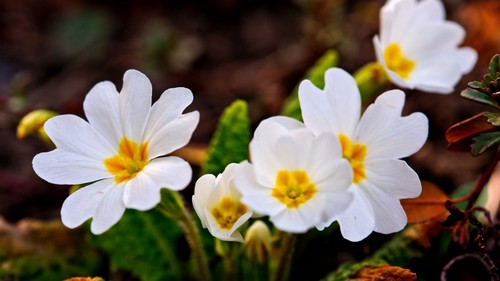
[353,62,390,104]
[273,232,296,281]
[158,191,211,281]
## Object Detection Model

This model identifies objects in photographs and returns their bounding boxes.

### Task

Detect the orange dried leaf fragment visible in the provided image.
[401,181,449,224]
[353,265,417,281]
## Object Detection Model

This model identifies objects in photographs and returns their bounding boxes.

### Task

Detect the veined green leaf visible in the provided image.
[201,100,251,175]
[484,112,500,126]
[471,131,500,156]
[460,88,500,110]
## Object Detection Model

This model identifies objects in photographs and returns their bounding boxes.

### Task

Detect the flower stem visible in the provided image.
[273,232,296,281]
[158,190,211,281]
[465,151,500,211]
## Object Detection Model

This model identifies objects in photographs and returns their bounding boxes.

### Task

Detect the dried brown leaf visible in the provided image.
[401,181,449,224]
[446,112,496,153]
[353,265,416,281]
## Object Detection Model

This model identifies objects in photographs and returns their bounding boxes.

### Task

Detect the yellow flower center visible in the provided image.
[338,134,367,184]
[383,43,415,79]
[272,170,317,209]
[210,197,248,230]
[104,137,149,184]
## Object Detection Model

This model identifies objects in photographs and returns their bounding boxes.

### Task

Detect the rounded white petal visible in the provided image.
[33,149,109,185]
[336,187,376,242]
[316,191,353,230]
[123,173,162,211]
[299,68,361,137]
[192,174,217,228]
[119,69,152,142]
[270,196,324,233]
[61,178,114,229]
[364,159,422,199]
[249,139,282,187]
[411,61,462,94]
[306,133,346,183]
[44,115,115,158]
[142,156,192,191]
[90,183,126,235]
[373,36,412,89]
[146,111,199,159]
[83,81,122,147]
[454,47,477,74]
[363,182,408,234]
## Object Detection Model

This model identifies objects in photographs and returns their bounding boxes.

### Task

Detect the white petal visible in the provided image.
[372,36,413,89]
[253,116,303,143]
[363,182,408,234]
[316,191,353,230]
[146,111,199,159]
[300,68,361,137]
[142,156,192,191]
[365,112,428,159]
[305,133,346,183]
[90,183,126,234]
[384,0,417,44]
[249,140,281,187]
[119,69,152,142]
[411,61,462,94]
[192,174,216,228]
[44,115,115,158]
[364,159,422,199]
[123,173,161,211]
[61,178,114,229]
[234,162,285,216]
[33,149,110,185]
[454,47,477,74]
[336,187,376,242]
[270,196,324,233]
[83,81,122,147]
[415,0,445,22]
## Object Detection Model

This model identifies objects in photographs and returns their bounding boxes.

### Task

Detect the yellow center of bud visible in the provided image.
[338,134,367,184]
[272,170,317,209]
[104,137,149,184]
[210,197,248,230]
[383,43,415,79]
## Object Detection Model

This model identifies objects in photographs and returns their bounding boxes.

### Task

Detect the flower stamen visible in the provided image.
[383,43,415,79]
[272,170,317,208]
[339,134,367,184]
[210,197,248,229]
[104,137,149,183]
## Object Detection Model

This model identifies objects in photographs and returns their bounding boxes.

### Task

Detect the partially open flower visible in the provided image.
[192,163,253,242]
[33,69,199,234]
[299,68,428,241]
[374,0,477,94]
[234,116,353,233]
[244,220,272,264]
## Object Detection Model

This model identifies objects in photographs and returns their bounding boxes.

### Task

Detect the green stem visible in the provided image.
[158,192,211,281]
[273,232,296,281]
[465,151,500,210]
[353,62,390,104]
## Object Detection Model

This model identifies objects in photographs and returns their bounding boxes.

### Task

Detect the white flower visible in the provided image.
[33,69,199,234]
[192,163,253,242]
[374,0,477,94]
[299,68,428,241]
[234,116,353,233]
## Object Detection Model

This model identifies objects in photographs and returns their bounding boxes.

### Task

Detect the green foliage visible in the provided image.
[451,182,488,210]
[201,100,251,175]
[90,209,183,281]
[460,88,500,110]
[461,54,500,109]
[484,112,500,126]
[353,62,390,103]
[471,131,500,156]
[280,49,339,120]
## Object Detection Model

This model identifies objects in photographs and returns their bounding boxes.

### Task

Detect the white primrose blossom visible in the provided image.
[192,163,253,242]
[299,68,428,242]
[374,0,477,94]
[33,70,199,234]
[234,116,353,233]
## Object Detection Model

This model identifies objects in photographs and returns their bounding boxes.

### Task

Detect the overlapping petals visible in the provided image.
[33,69,199,234]
[299,68,428,241]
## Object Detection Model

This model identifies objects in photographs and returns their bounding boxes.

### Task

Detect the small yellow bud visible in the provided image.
[17,109,57,144]
[244,220,272,264]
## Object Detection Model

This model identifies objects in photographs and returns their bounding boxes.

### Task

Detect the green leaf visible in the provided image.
[201,99,251,175]
[471,131,500,156]
[280,49,339,120]
[484,112,500,126]
[91,209,183,281]
[460,88,500,110]
[354,62,390,103]
[489,54,500,78]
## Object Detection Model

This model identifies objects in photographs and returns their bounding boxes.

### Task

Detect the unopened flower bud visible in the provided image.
[244,220,271,264]
[17,109,57,144]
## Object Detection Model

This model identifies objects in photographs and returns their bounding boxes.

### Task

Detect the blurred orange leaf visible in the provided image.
[445,112,496,152]
[402,181,449,224]
[354,265,416,281]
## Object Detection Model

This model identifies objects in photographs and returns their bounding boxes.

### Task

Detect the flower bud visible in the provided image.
[17,109,57,144]
[244,220,271,264]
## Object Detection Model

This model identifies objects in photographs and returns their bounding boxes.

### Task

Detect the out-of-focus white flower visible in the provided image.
[299,68,428,241]
[33,69,199,234]
[374,0,477,94]
[234,116,353,233]
[244,220,272,263]
[192,163,253,242]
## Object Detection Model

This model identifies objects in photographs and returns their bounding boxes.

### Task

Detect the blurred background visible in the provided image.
[0,0,499,280]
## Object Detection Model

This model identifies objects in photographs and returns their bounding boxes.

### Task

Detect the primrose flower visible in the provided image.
[192,163,253,242]
[299,68,428,241]
[374,0,477,94]
[33,69,199,234]
[234,116,353,233]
